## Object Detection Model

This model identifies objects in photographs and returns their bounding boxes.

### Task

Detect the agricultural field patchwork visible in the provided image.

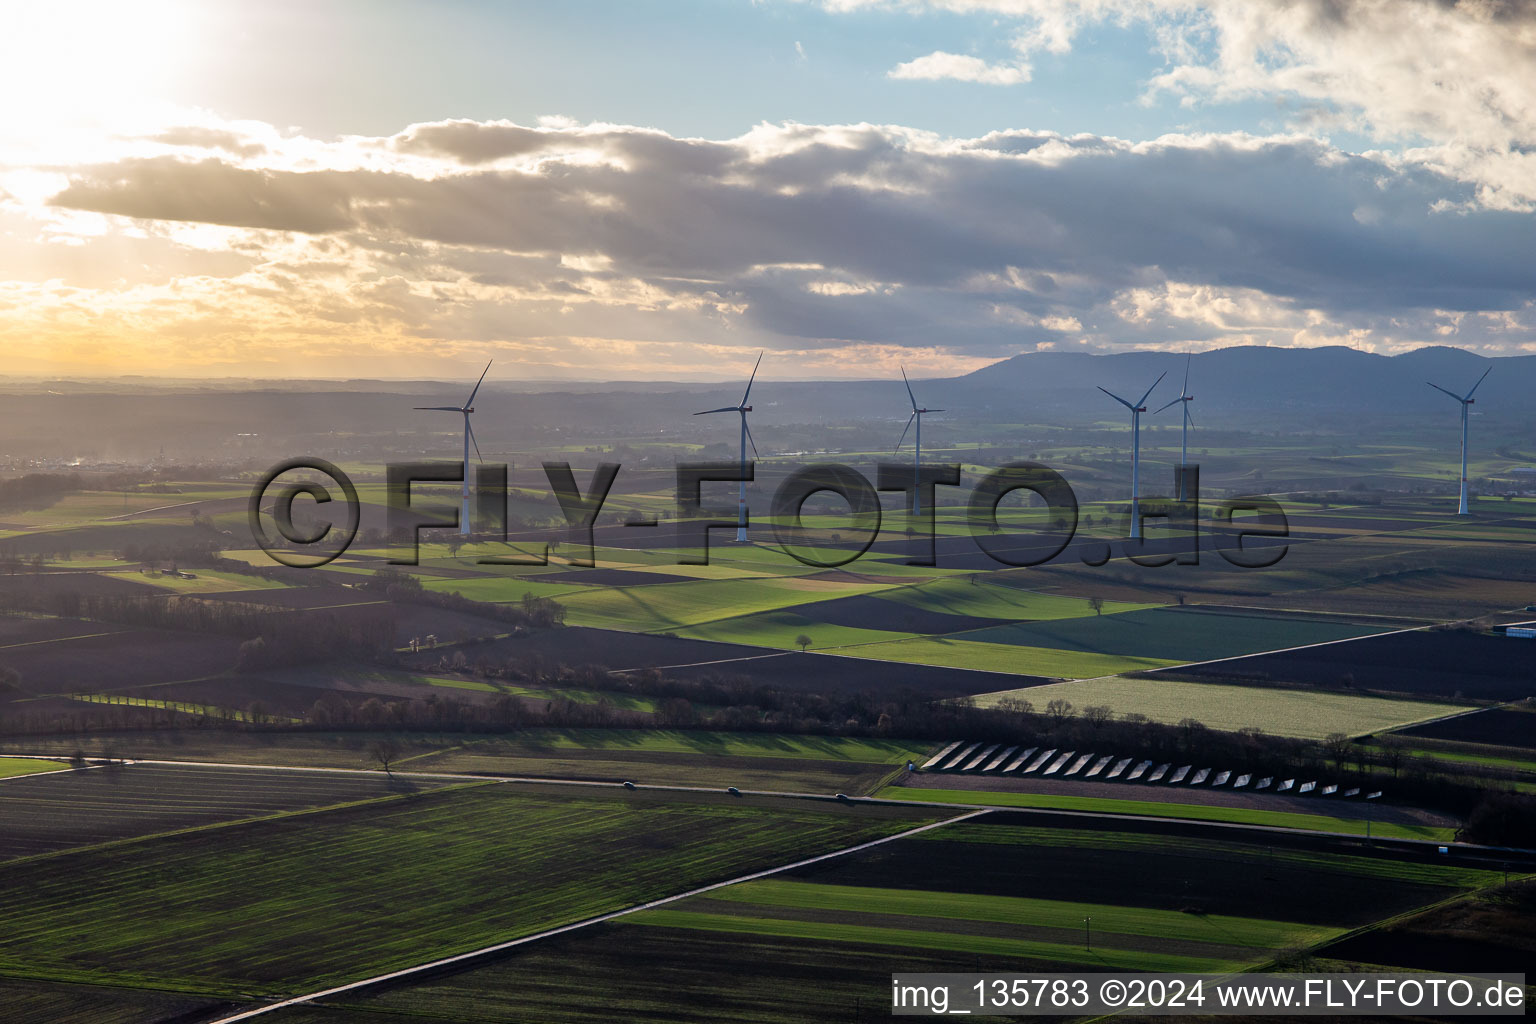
[243,810,1509,1024]
[0,779,942,993]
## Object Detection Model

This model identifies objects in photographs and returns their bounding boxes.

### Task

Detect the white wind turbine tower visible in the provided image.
[1156,354,1195,501]
[694,351,763,542]
[415,360,491,536]
[1427,366,1491,516]
[895,366,944,515]
[1098,371,1165,540]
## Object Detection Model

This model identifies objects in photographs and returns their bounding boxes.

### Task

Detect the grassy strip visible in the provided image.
[712,880,1336,950]
[620,910,1248,972]
[839,637,1180,678]
[880,787,1458,841]
[0,757,68,780]
[915,825,1502,888]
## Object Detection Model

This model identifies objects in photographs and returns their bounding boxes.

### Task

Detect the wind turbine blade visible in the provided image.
[467,417,483,463]
[1183,406,1195,428]
[1136,371,1167,409]
[414,406,463,411]
[1182,353,1191,397]
[1426,381,1463,402]
[894,411,917,452]
[1465,365,1492,399]
[1097,386,1134,411]
[743,417,759,459]
[465,360,492,408]
[694,406,739,415]
[1155,396,1183,414]
[901,366,918,411]
[740,350,764,406]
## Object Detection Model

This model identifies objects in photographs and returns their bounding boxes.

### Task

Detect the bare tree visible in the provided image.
[1380,736,1407,777]
[1088,596,1104,616]
[794,633,813,652]
[1083,705,1113,729]
[1324,732,1352,772]
[368,738,402,774]
[1045,699,1074,727]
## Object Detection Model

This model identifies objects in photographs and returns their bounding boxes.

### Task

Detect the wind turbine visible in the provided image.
[1427,366,1491,516]
[1099,371,1166,540]
[1156,354,1195,500]
[415,360,491,536]
[894,367,944,515]
[694,351,763,542]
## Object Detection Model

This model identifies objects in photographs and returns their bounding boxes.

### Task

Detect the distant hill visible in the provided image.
[951,345,1534,420]
[1,345,1532,460]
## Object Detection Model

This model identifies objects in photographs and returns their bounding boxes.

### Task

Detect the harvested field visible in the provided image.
[1324,877,1536,975]
[253,925,1068,1024]
[401,729,928,793]
[0,572,159,601]
[973,677,1464,738]
[0,762,458,860]
[0,627,241,694]
[960,607,1392,662]
[1393,706,1536,750]
[0,977,228,1024]
[663,648,1056,695]
[785,814,1493,927]
[0,730,460,769]
[1171,629,1536,701]
[778,591,1009,635]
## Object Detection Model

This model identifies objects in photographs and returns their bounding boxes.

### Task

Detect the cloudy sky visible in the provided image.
[2,0,1534,380]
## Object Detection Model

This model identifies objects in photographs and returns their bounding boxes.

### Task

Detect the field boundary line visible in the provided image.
[8,753,1520,849]
[200,807,990,1024]
[0,758,97,784]
[0,774,499,869]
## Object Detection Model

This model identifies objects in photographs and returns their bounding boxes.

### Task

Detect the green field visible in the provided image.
[0,782,942,993]
[845,636,1181,678]
[882,786,1458,840]
[973,677,1466,738]
[0,757,66,781]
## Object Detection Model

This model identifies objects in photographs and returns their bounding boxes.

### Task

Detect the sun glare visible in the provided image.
[0,0,191,141]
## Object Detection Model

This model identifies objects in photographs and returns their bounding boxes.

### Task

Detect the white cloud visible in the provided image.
[819,0,1536,207]
[889,50,1032,84]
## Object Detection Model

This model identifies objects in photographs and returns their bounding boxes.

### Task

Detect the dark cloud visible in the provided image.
[45,123,1536,353]
[50,157,363,233]
[146,126,267,158]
